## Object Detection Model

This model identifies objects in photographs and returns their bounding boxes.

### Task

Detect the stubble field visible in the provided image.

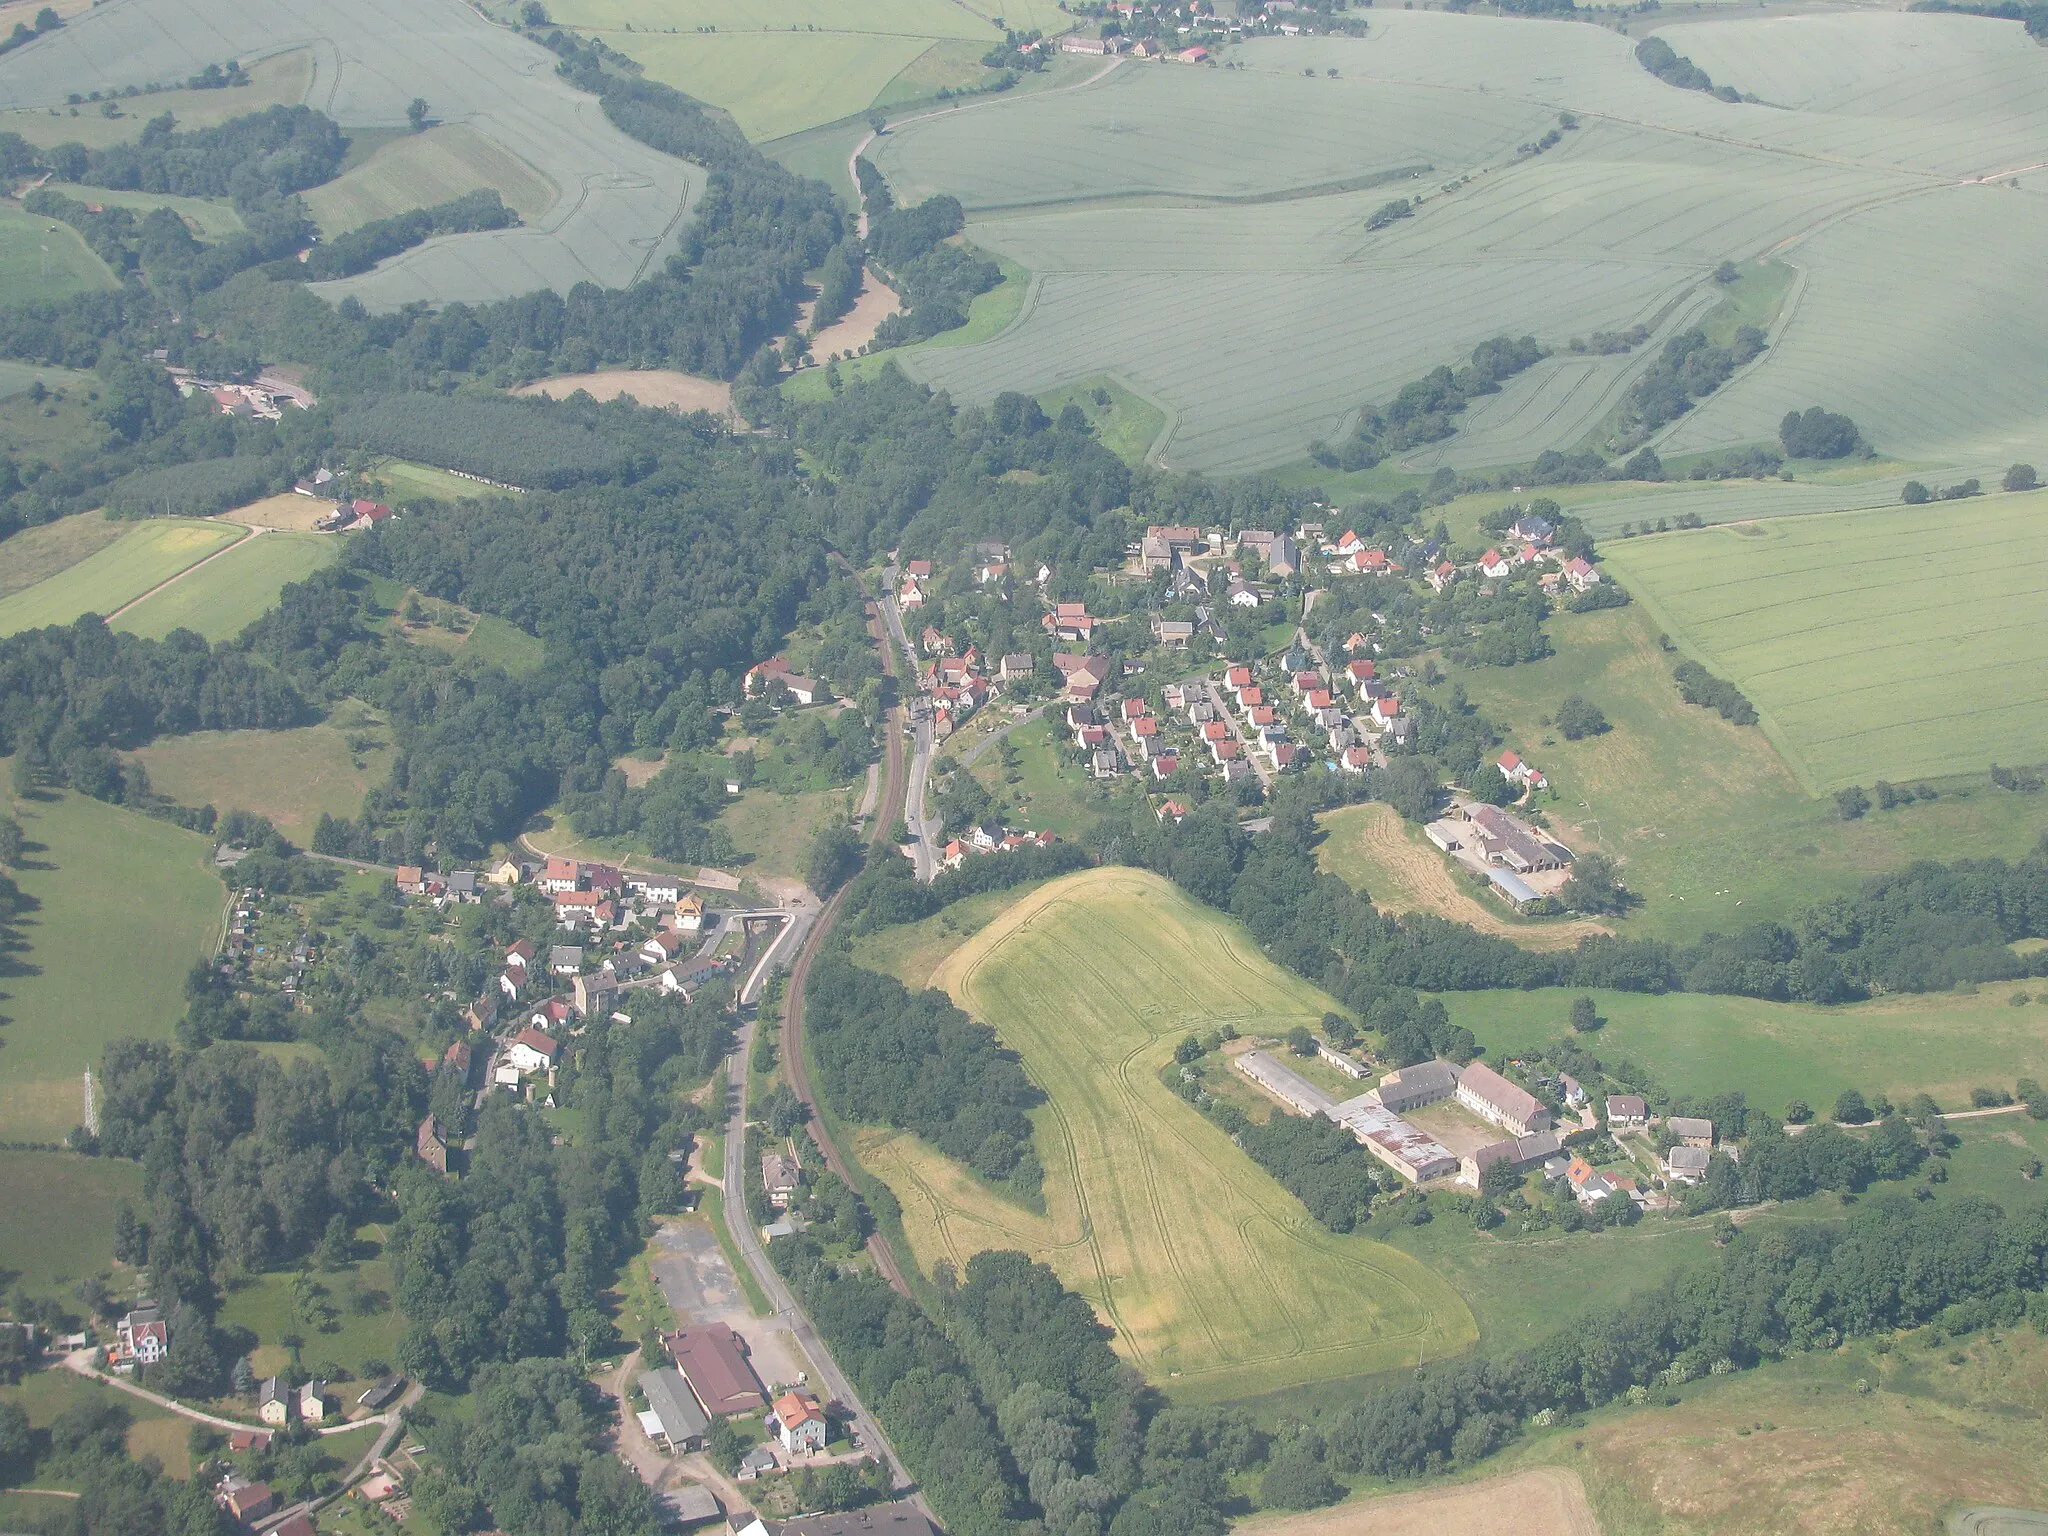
[867,866,1477,1401]
[1600,491,2048,791]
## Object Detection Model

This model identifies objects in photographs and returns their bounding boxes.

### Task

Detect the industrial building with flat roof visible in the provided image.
[1232,1051,1457,1183]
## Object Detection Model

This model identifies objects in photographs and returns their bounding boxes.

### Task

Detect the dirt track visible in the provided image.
[808,276,903,360]
[1330,803,1611,951]
[1240,1468,1600,1536]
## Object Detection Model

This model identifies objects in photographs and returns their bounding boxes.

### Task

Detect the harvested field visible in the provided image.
[1241,1468,1598,1536]
[302,123,557,234]
[872,866,1476,1401]
[225,492,340,533]
[0,519,241,637]
[114,530,337,642]
[0,0,706,307]
[516,369,734,415]
[865,12,2048,474]
[0,511,128,600]
[1318,802,1609,950]
[1600,493,2048,791]
[807,274,903,360]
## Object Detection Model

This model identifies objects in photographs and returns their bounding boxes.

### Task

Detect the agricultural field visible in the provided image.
[1442,983,2048,1117]
[514,370,733,415]
[0,510,129,602]
[1240,1468,1599,1536]
[0,1149,142,1312]
[865,12,2048,475]
[1599,493,2048,791]
[127,717,391,845]
[0,49,314,149]
[536,0,1075,143]
[0,787,221,1143]
[113,530,337,643]
[0,519,242,638]
[0,199,117,308]
[41,182,247,240]
[871,866,1478,1401]
[1425,603,2048,944]
[0,0,705,307]
[301,123,557,234]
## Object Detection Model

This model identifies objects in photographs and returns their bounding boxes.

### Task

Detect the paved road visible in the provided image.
[875,565,937,882]
[1206,678,1273,788]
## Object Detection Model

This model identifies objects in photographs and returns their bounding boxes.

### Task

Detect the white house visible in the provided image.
[771,1391,828,1454]
[505,1028,561,1076]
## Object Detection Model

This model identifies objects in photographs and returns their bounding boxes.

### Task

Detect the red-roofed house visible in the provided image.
[539,857,581,894]
[773,1390,828,1454]
[1336,530,1366,555]
[506,1028,561,1076]
[1563,556,1601,592]
[1479,549,1512,580]
[1346,659,1377,685]
[1341,745,1374,773]
[1156,798,1188,822]
[1429,560,1458,592]
[1150,753,1179,780]
[1224,665,1253,693]
[1371,696,1401,728]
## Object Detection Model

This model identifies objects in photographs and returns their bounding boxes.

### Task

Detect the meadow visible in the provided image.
[864,13,2048,476]
[1600,493,2048,790]
[114,530,337,643]
[41,182,247,240]
[217,1225,409,1386]
[128,718,392,845]
[0,200,116,308]
[0,1149,142,1311]
[0,510,128,602]
[0,0,705,309]
[0,519,241,638]
[0,788,221,1142]
[540,0,1075,142]
[1412,603,2048,945]
[373,457,511,504]
[716,786,850,891]
[1442,983,2048,1116]
[302,124,557,234]
[870,866,1477,1401]
[957,714,1124,840]
[1034,375,1167,466]
[0,1369,191,1483]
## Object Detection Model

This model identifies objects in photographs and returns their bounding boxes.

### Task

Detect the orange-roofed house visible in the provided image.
[772,1390,828,1454]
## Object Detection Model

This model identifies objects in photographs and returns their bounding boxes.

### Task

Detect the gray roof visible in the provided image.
[1375,1059,1461,1109]
[778,1500,941,1536]
[1485,865,1540,905]
[666,1485,721,1525]
[551,945,584,968]
[1607,1094,1648,1118]
[1668,1116,1715,1140]
[1666,1145,1712,1172]
[639,1367,709,1443]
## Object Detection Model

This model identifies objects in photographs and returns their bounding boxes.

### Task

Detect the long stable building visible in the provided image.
[1234,1051,1457,1182]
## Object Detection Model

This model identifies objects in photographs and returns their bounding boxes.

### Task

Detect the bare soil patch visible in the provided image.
[613,752,668,788]
[808,275,903,361]
[516,370,734,416]
[1322,803,1610,951]
[219,492,336,533]
[1242,1468,1599,1536]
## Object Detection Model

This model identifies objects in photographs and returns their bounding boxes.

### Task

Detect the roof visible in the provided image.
[1607,1094,1648,1118]
[778,1500,942,1536]
[1498,750,1522,771]
[512,1027,560,1059]
[666,1325,766,1414]
[224,1484,273,1518]
[1668,1116,1715,1140]
[1484,865,1541,905]
[639,1367,711,1442]
[1666,1144,1712,1172]
[773,1390,825,1430]
[1458,1059,1548,1126]
[1376,1059,1460,1105]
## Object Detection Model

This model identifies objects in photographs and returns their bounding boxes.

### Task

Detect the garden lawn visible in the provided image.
[114,531,337,642]
[871,866,1476,1401]
[0,1149,141,1309]
[1434,603,2048,945]
[962,714,1124,840]
[127,720,391,845]
[0,520,240,637]
[1599,493,2048,792]
[0,787,222,1141]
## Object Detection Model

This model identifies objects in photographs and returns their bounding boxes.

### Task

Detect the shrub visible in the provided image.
[1834,785,1870,821]
[1902,480,1931,504]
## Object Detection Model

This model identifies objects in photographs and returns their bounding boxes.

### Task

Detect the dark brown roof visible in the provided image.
[665,1324,765,1415]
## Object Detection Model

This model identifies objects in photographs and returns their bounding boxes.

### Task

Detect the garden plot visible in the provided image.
[0,0,702,306]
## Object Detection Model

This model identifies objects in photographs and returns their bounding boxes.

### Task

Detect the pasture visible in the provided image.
[0,788,221,1143]
[0,1369,191,1481]
[0,511,128,602]
[128,718,391,844]
[1442,984,2048,1116]
[0,1149,142,1311]
[302,123,557,234]
[114,530,338,642]
[0,200,117,308]
[879,866,1477,1401]
[864,12,2048,475]
[373,457,507,503]
[0,0,706,308]
[41,182,246,240]
[1599,493,2048,791]
[1433,604,2048,944]
[541,0,1074,142]
[218,1226,408,1386]
[0,519,241,637]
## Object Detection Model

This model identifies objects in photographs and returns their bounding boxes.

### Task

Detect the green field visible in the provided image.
[0,1368,191,1484]
[867,866,1477,1401]
[0,520,242,638]
[716,786,851,889]
[301,124,557,235]
[217,1226,408,1387]
[0,200,117,308]
[114,531,337,642]
[1035,374,1167,465]
[1408,603,2048,945]
[0,511,130,602]
[1445,983,2048,1116]
[42,181,246,240]
[544,0,1075,141]
[128,718,391,844]
[0,49,314,149]
[960,714,1125,840]
[374,457,510,504]
[0,1149,142,1310]
[861,13,2048,474]
[1601,493,2048,791]
[0,787,222,1142]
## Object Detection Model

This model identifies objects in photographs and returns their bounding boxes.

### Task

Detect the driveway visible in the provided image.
[647,1219,809,1391]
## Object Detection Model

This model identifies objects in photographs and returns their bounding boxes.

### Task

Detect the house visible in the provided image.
[572,972,617,1018]
[1150,753,1180,780]
[761,1152,801,1210]
[1270,740,1305,772]
[1479,548,1513,580]
[539,857,582,895]
[737,1444,780,1481]
[1563,556,1601,592]
[116,1309,168,1365]
[221,1482,275,1525]
[1374,1059,1461,1113]
[1668,1116,1715,1148]
[920,624,952,656]
[487,859,523,886]
[1209,737,1240,764]
[547,944,582,976]
[1428,560,1458,592]
[744,657,794,696]
[393,865,425,896]
[1156,799,1189,823]
[1201,720,1230,743]
[1664,1144,1712,1183]
[298,1381,331,1423]
[1459,804,1570,873]
[1226,580,1260,608]
[1463,1130,1564,1187]
[1091,749,1120,779]
[777,1500,941,1536]
[1046,602,1097,642]
[1224,665,1253,693]
[1563,1155,1624,1207]
[506,1028,561,1076]
[257,1377,292,1426]
[1496,750,1547,791]
[639,1366,710,1451]
[1060,32,1115,52]
[1121,696,1151,722]
[359,1376,406,1411]
[1237,685,1264,710]
[1607,1093,1647,1130]
[643,930,691,966]
[1053,652,1110,699]
[674,893,709,931]
[1370,696,1401,728]
[1340,745,1374,773]
[1456,1059,1553,1136]
[628,873,683,904]
[999,653,1035,682]
[666,1324,767,1415]
[1352,547,1396,575]
[271,1516,315,1536]
[1336,530,1366,555]
[1511,513,1555,546]
[416,1115,450,1174]
[772,1390,828,1454]
[1345,659,1377,687]
[462,993,497,1034]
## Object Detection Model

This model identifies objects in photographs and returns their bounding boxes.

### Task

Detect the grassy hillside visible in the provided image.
[865,866,1477,1402]
[0,200,117,309]
[302,124,557,234]
[1600,493,2048,792]
[0,520,242,637]
[127,717,392,845]
[0,511,130,601]
[113,530,337,642]
[0,787,221,1142]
